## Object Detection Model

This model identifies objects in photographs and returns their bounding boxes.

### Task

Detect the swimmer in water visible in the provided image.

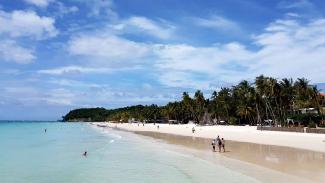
[83,151,87,157]
[44,129,47,133]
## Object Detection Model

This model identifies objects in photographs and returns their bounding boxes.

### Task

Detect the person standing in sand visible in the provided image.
[217,136,222,152]
[211,139,216,152]
[216,135,220,142]
[221,138,226,152]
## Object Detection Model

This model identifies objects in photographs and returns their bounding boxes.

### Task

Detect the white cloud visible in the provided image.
[86,0,117,19]
[278,0,313,9]
[54,2,79,17]
[1,86,76,106]
[0,10,58,39]
[251,19,325,82]
[152,42,253,89]
[157,18,325,87]
[24,0,54,8]
[0,82,175,108]
[68,33,150,61]
[192,16,240,31]
[38,66,112,75]
[48,79,101,88]
[45,88,75,105]
[113,16,174,39]
[154,43,250,73]
[63,16,325,90]
[285,12,300,18]
[0,40,35,64]
[277,0,319,18]
[38,65,142,75]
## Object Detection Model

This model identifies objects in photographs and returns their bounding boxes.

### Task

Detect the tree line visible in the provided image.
[63,75,325,127]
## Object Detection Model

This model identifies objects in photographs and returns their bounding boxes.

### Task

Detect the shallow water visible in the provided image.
[135,131,325,183]
[0,122,260,183]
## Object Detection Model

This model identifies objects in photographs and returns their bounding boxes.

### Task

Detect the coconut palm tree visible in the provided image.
[279,78,295,125]
[294,78,310,109]
[217,87,232,121]
[193,90,206,124]
[233,80,256,125]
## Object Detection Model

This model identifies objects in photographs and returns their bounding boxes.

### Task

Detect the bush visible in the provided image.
[319,123,325,128]
[288,113,322,127]
[308,122,316,128]
[228,117,238,125]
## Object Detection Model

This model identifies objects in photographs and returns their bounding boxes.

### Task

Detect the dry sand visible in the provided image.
[92,122,325,182]
[103,123,325,153]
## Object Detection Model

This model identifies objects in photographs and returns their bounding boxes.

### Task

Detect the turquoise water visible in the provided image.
[0,122,259,183]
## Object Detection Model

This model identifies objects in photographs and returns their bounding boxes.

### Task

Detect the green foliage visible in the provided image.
[288,113,322,126]
[63,76,324,125]
[228,117,238,125]
[63,108,108,122]
[63,105,164,122]
[319,123,325,128]
[308,122,316,128]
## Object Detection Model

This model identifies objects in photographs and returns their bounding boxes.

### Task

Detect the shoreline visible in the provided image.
[100,122,325,153]
[92,122,325,183]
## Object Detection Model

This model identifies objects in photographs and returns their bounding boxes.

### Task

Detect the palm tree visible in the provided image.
[217,87,232,121]
[294,78,310,109]
[233,80,256,125]
[309,86,321,114]
[182,92,195,122]
[193,90,205,124]
[279,78,294,125]
[255,76,280,126]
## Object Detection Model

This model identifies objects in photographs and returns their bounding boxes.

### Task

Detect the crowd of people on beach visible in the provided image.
[211,136,226,152]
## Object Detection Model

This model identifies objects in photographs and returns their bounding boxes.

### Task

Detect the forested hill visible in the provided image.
[63,108,109,122]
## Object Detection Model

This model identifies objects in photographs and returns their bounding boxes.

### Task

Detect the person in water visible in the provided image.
[83,151,87,156]
[211,139,216,152]
[221,138,226,152]
[44,129,47,133]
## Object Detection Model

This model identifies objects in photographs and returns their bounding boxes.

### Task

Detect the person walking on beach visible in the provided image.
[192,127,195,133]
[211,139,216,152]
[216,135,220,142]
[216,136,222,152]
[221,138,226,152]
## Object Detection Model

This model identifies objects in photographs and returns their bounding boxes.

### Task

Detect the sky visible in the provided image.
[0,0,325,120]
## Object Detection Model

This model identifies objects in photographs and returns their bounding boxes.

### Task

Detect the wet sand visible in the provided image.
[135,131,325,183]
[102,123,325,152]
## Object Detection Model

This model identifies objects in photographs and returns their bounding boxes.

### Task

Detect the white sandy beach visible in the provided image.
[96,122,325,153]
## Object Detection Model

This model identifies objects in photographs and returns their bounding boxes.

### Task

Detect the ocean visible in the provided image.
[0,122,259,183]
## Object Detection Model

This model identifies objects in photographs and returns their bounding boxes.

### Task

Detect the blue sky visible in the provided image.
[0,0,325,120]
